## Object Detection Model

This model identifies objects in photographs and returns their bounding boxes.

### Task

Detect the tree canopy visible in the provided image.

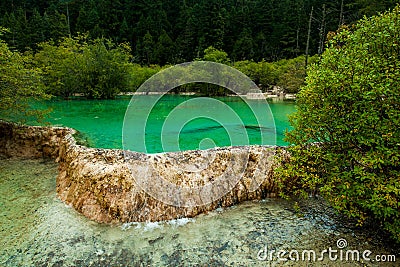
[0,0,397,64]
[33,35,132,99]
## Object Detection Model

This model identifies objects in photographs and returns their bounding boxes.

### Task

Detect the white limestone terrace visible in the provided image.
[0,120,283,223]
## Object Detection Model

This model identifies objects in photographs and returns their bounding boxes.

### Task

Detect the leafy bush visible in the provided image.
[34,34,132,99]
[275,55,318,93]
[278,6,400,242]
[201,46,230,64]
[233,56,318,93]
[129,64,163,91]
[0,27,49,122]
[233,60,277,90]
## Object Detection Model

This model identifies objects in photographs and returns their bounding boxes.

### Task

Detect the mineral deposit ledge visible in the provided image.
[0,121,285,224]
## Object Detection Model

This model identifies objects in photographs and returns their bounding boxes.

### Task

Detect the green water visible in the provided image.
[35,95,295,153]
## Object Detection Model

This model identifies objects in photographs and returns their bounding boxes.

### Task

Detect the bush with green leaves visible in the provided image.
[201,46,230,64]
[34,34,132,99]
[275,55,318,93]
[233,60,277,90]
[129,64,163,91]
[278,6,400,242]
[233,56,318,93]
[0,27,49,122]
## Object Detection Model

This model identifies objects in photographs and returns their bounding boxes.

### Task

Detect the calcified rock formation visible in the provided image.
[0,121,69,159]
[0,121,283,224]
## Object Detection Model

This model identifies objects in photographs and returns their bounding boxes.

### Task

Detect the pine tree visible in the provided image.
[28,9,45,48]
[153,30,176,65]
[233,28,254,61]
[175,1,197,62]
[142,31,154,65]
[76,0,100,35]
[118,17,130,43]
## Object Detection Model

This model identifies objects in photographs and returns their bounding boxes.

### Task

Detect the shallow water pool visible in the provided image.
[0,158,398,266]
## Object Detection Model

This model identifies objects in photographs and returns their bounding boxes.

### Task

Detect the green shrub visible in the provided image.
[275,55,318,94]
[278,6,400,242]
[34,34,132,99]
[129,64,163,91]
[233,56,317,93]
[0,27,49,122]
[233,60,277,90]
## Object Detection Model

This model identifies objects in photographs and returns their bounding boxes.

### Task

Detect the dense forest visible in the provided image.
[0,0,397,64]
[0,0,398,101]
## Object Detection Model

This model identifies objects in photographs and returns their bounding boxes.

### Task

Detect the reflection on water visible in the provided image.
[0,159,398,266]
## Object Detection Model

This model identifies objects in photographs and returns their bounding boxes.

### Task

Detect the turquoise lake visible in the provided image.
[36,95,296,153]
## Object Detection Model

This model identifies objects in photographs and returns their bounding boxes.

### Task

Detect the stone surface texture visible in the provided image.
[0,121,282,223]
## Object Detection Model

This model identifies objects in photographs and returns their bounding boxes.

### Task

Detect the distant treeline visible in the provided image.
[0,0,397,64]
[27,34,316,99]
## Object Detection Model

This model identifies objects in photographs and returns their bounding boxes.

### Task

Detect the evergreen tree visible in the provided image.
[233,28,254,61]
[142,31,155,65]
[175,1,197,61]
[76,0,100,36]
[0,0,398,63]
[153,30,175,65]
[27,9,46,48]
[45,11,69,41]
[118,17,130,43]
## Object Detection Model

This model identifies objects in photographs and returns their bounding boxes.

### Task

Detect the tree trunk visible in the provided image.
[305,6,314,74]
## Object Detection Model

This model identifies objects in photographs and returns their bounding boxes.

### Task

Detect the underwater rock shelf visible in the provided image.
[0,121,282,223]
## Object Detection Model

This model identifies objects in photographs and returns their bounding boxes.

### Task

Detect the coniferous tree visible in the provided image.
[153,30,175,65]
[233,28,254,61]
[0,0,398,63]
[76,0,100,36]
[142,31,155,65]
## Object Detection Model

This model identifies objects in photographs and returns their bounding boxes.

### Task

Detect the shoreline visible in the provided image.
[117,91,296,100]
